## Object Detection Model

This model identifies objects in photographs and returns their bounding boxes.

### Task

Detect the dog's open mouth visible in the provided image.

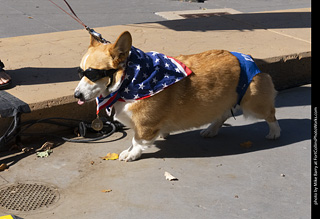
[77,99,85,105]
[76,96,97,105]
[74,89,99,105]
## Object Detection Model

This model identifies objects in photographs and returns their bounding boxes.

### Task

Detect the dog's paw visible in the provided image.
[266,121,281,140]
[119,146,143,162]
[200,128,219,138]
[265,131,281,140]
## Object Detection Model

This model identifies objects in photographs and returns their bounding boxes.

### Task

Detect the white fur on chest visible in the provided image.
[113,101,134,128]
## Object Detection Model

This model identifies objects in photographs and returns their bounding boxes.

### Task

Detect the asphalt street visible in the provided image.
[0,0,311,38]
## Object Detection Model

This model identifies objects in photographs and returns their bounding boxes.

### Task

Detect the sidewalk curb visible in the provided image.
[0,50,311,143]
[256,51,311,90]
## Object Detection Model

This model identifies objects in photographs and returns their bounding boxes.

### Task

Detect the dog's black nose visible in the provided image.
[74,91,83,99]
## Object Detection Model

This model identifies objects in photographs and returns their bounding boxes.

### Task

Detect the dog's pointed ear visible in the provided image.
[109,31,132,66]
[90,35,100,47]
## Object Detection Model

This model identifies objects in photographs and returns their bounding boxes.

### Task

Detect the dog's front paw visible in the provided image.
[119,146,143,162]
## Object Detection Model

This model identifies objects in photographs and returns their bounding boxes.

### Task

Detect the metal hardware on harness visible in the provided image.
[86,27,110,44]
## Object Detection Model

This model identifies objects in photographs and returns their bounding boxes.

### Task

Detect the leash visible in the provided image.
[48,0,110,44]
[0,116,125,151]
[48,0,86,28]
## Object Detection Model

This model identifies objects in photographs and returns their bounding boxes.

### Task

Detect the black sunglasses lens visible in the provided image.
[77,68,116,82]
[77,68,97,81]
[86,69,100,82]
[80,69,101,82]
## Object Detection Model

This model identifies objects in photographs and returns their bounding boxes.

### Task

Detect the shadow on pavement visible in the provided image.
[130,11,311,32]
[142,118,310,159]
[142,85,311,160]
[6,67,79,87]
[275,86,311,108]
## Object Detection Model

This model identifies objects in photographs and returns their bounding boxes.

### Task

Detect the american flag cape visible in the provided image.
[96,46,193,115]
[230,52,261,105]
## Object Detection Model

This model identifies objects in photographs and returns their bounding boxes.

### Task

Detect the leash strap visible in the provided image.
[48,0,87,28]
[48,0,110,44]
[62,0,80,21]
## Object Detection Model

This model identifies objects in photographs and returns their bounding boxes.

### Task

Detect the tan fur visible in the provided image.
[241,73,277,122]
[75,31,280,161]
[129,50,278,142]
[130,50,241,139]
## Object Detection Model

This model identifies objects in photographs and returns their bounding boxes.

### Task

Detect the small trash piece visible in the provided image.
[280,173,286,177]
[36,149,53,158]
[164,171,178,181]
[101,189,112,193]
[0,163,8,171]
[240,141,253,148]
[100,153,119,160]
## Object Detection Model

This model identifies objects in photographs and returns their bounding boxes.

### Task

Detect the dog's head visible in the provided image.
[74,31,132,105]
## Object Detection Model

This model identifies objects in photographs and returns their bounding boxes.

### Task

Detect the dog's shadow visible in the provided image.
[141,118,310,159]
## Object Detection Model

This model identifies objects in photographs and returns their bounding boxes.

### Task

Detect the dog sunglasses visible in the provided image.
[78,67,118,82]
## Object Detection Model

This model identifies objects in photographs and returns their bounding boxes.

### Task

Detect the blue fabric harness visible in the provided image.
[230,52,261,105]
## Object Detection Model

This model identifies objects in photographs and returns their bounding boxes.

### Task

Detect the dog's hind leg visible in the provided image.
[266,118,281,140]
[200,108,237,138]
[240,73,281,139]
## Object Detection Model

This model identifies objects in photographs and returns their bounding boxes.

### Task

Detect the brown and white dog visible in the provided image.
[74,31,281,161]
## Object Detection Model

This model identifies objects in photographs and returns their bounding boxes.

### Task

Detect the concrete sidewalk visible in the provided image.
[0,85,311,218]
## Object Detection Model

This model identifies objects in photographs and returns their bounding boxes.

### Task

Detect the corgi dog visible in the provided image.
[74,31,280,162]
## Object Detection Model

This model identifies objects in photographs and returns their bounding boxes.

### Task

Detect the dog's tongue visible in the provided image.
[77,99,85,105]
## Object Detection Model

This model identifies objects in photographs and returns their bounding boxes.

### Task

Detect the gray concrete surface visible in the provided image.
[0,85,311,218]
[0,0,311,38]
